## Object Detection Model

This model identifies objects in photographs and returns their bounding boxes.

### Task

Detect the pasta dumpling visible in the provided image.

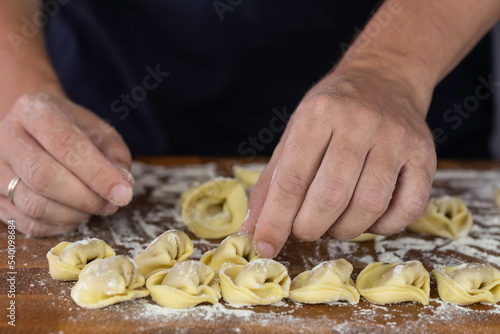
[232,164,264,189]
[47,238,115,280]
[432,263,500,304]
[219,258,290,305]
[356,261,430,305]
[200,233,260,272]
[146,260,221,309]
[289,259,359,304]
[71,255,149,308]
[134,230,193,278]
[180,178,248,239]
[407,196,472,239]
[348,233,378,242]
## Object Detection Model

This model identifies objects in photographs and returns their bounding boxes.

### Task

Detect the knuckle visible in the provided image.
[400,197,428,222]
[357,188,389,215]
[328,227,361,241]
[276,170,309,198]
[21,195,49,220]
[292,221,320,242]
[14,92,55,113]
[25,158,57,191]
[313,179,348,211]
[50,130,79,159]
[22,218,48,237]
[302,93,334,113]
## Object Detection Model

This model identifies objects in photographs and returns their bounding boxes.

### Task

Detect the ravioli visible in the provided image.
[219,259,290,305]
[356,261,430,305]
[71,255,149,308]
[289,259,359,304]
[47,238,116,280]
[146,260,221,309]
[432,263,500,304]
[407,196,472,239]
[200,233,260,272]
[180,178,248,239]
[134,230,193,278]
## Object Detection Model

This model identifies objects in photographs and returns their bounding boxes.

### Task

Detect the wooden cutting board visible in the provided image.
[1,158,500,334]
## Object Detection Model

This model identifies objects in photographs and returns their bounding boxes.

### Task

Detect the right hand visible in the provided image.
[0,92,134,236]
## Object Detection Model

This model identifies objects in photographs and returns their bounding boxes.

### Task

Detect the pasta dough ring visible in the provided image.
[180,178,248,239]
[289,259,360,304]
[47,238,115,280]
[146,260,221,309]
[356,261,430,305]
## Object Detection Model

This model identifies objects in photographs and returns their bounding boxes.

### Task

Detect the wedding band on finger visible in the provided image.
[7,176,21,206]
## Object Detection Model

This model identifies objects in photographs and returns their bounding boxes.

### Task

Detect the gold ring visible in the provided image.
[7,176,21,206]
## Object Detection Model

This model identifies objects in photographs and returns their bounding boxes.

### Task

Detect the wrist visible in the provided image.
[1,56,66,117]
[331,51,435,118]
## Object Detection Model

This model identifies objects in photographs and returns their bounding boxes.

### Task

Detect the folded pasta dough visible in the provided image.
[180,178,248,239]
[200,233,260,272]
[146,261,221,309]
[232,164,265,189]
[356,261,430,305]
[134,230,193,278]
[348,233,378,242]
[289,259,359,304]
[71,255,149,308]
[432,263,500,304]
[407,196,472,239]
[219,258,290,305]
[47,238,116,280]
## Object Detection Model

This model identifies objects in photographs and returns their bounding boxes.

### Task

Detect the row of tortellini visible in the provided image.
[47,231,500,309]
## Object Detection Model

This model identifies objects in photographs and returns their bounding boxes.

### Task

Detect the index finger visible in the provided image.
[252,107,332,258]
[15,93,133,206]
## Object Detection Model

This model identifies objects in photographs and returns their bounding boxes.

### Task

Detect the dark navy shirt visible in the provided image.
[43,0,493,158]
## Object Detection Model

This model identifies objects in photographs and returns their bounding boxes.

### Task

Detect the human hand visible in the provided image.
[240,64,437,258]
[0,93,133,236]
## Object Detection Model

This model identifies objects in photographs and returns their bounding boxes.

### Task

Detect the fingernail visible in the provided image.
[100,202,118,216]
[110,184,133,206]
[115,164,135,185]
[255,241,275,258]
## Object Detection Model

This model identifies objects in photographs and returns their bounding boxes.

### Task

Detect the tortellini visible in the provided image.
[432,263,500,305]
[47,238,116,280]
[348,233,378,242]
[407,196,472,239]
[356,261,430,305]
[180,178,248,239]
[289,259,359,304]
[200,233,260,272]
[219,259,290,305]
[146,261,221,309]
[232,164,264,189]
[134,230,193,278]
[71,255,149,309]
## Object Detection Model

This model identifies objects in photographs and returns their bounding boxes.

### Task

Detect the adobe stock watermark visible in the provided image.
[213,0,244,22]
[6,219,17,327]
[432,74,500,145]
[8,0,71,53]
[339,0,408,61]
[237,106,291,159]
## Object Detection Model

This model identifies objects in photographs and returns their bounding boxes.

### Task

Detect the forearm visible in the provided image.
[336,0,500,111]
[0,1,64,118]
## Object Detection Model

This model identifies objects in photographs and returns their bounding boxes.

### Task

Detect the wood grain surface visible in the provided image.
[1,157,500,334]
